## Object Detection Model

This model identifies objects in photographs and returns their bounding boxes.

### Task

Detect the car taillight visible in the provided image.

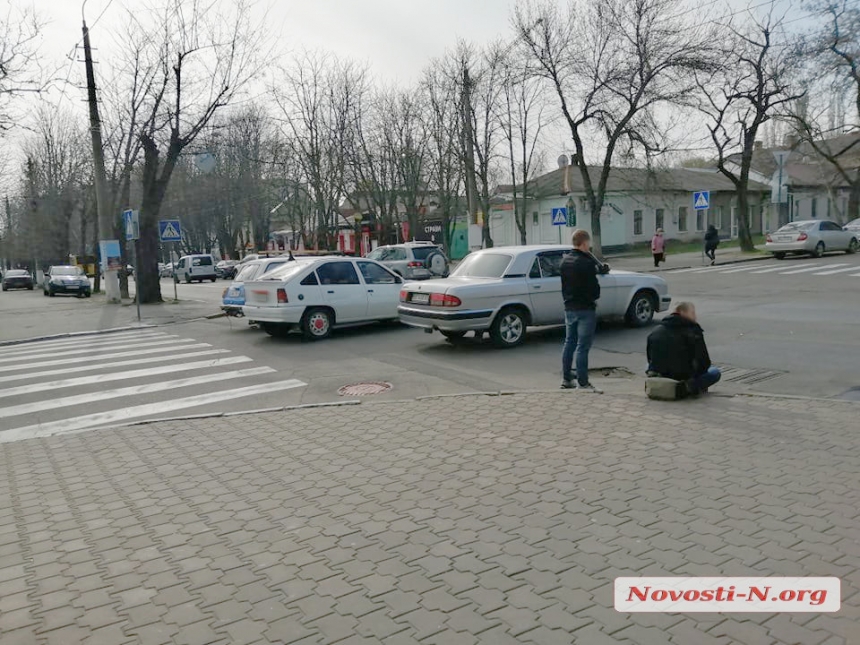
[399,290,408,302]
[797,232,808,241]
[407,261,424,267]
[277,288,288,303]
[430,293,461,307]
[766,234,773,243]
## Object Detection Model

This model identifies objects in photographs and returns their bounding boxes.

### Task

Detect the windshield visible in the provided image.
[450,253,512,278]
[777,222,816,232]
[846,218,860,227]
[7,270,29,277]
[259,261,314,281]
[367,248,390,261]
[52,266,84,276]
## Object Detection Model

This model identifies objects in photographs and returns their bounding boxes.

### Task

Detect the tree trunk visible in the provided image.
[136,223,162,303]
[736,187,754,252]
[589,196,604,258]
[848,178,860,223]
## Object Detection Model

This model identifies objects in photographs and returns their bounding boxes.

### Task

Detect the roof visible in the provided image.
[521,165,769,199]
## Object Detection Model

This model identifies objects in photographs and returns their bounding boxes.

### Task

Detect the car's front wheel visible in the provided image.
[625,291,656,327]
[489,307,527,348]
[847,238,858,254]
[301,307,334,341]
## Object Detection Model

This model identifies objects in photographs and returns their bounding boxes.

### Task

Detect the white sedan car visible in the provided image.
[765,219,858,258]
[398,245,672,348]
[242,256,403,340]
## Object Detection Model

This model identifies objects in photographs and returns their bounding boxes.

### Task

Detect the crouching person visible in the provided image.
[646,302,721,398]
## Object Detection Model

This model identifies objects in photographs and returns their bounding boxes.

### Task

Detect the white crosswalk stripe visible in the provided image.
[669,260,860,277]
[778,263,847,275]
[0,330,306,442]
[812,266,860,275]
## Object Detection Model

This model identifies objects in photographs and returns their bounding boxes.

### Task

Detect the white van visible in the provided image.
[174,254,217,283]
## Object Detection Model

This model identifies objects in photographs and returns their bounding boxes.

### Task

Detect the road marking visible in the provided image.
[0,331,167,355]
[851,273,860,277]
[716,264,779,274]
[749,264,814,274]
[0,379,307,443]
[778,263,847,275]
[0,367,276,419]
[0,343,211,374]
[812,266,860,275]
[0,356,254,399]
[0,349,226,383]
[0,337,194,364]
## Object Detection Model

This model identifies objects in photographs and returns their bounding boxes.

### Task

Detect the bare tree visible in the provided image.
[0,2,44,132]
[274,51,364,249]
[791,0,860,221]
[698,3,803,251]
[121,0,269,303]
[422,64,465,254]
[515,0,717,255]
[497,52,548,245]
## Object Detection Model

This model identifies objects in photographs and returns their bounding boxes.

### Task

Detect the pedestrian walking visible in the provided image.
[704,224,719,265]
[560,229,603,392]
[651,228,665,267]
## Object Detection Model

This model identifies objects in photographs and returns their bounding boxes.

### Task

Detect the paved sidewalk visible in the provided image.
[608,248,769,273]
[1,390,857,645]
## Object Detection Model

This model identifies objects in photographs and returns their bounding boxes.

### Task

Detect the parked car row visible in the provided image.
[231,245,672,347]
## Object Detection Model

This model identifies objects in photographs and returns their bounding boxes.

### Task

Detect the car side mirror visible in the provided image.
[394,275,403,284]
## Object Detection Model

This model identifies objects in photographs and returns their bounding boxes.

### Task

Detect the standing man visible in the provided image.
[560,229,603,392]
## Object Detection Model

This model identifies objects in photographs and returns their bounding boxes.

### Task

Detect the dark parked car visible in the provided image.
[2,269,35,291]
[216,260,239,279]
[44,265,92,298]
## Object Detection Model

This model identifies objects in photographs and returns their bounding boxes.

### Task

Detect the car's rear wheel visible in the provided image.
[210,277,217,282]
[812,242,825,258]
[301,307,334,341]
[847,238,858,254]
[625,290,656,327]
[773,252,786,260]
[489,307,527,348]
[260,322,291,338]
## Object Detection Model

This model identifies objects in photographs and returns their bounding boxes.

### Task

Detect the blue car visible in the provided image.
[222,258,291,316]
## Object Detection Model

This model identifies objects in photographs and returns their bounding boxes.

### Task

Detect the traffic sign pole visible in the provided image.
[172,243,178,302]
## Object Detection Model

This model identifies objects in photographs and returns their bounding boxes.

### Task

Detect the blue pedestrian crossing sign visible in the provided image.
[123,209,139,241]
[551,207,568,226]
[159,219,182,242]
[693,191,710,210]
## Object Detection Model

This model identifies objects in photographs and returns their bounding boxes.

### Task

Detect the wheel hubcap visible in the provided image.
[310,313,329,335]
[636,299,653,321]
[500,314,523,343]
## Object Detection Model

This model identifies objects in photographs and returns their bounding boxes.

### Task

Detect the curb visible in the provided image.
[640,253,770,273]
[0,325,155,348]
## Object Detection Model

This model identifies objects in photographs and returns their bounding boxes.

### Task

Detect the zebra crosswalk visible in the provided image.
[668,259,860,278]
[0,329,306,443]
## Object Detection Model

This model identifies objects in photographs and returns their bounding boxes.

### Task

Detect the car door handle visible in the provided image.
[327,290,335,294]
[367,289,374,293]
[532,285,541,289]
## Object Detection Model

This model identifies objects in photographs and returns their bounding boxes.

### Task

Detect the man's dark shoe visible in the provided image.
[561,379,575,389]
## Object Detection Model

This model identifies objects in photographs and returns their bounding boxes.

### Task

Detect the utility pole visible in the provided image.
[82,17,120,303]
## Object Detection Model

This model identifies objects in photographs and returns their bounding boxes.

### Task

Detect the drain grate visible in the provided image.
[715,365,785,385]
[338,382,393,396]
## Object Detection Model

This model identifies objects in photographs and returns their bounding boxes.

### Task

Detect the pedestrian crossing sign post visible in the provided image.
[551,207,568,226]
[693,191,710,210]
[159,219,182,242]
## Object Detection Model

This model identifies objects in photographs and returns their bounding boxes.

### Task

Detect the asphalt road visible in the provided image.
[1,252,858,440]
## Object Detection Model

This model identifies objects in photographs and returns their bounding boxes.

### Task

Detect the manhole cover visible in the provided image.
[338,382,393,396]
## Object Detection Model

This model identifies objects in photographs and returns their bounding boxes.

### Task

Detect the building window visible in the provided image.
[655,208,664,231]
[696,209,705,231]
[634,210,643,235]
[713,206,722,229]
[678,207,688,232]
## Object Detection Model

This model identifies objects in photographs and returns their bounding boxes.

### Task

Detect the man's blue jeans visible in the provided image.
[691,367,722,393]
[562,308,597,386]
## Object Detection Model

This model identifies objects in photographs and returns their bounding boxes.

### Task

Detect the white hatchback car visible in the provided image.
[397,245,672,348]
[242,256,403,340]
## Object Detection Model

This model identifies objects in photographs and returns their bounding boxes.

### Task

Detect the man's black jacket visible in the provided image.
[560,249,600,310]
[646,314,712,381]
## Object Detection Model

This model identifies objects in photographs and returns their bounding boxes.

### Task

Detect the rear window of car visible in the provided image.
[257,261,314,281]
[451,253,512,278]
[192,256,213,266]
[777,222,816,232]
[235,264,261,282]
[847,218,860,227]
[410,247,439,260]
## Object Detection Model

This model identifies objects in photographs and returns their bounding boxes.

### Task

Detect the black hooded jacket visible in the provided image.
[704,225,720,251]
[561,249,600,310]
[646,314,712,381]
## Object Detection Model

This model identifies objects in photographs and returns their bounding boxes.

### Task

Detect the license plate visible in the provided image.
[411,293,430,304]
[777,235,793,242]
[67,285,79,290]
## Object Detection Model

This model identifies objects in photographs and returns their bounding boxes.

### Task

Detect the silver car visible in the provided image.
[765,220,859,259]
[397,245,672,348]
[366,242,449,280]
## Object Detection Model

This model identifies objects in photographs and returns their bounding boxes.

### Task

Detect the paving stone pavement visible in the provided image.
[0,391,858,645]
